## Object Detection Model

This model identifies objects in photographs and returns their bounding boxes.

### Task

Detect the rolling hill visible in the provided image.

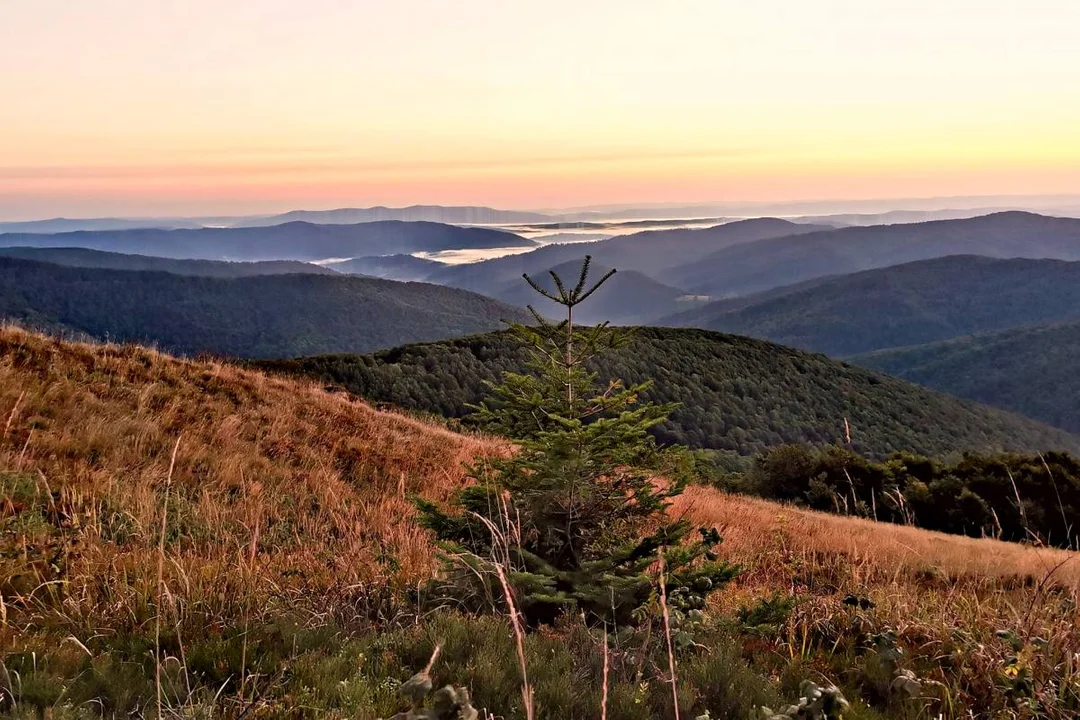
[324,253,448,281]
[661,255,1080,356]
[851,320,1080,433]
[661,211,1080,297]
[0,257,531,358]
[0,220,533,261]
[491,260,709,325]
[425,218,828,323]
[0,246,337,277]
[256,326,1080,458]
[509,217,729,232]
[429,217,827,284]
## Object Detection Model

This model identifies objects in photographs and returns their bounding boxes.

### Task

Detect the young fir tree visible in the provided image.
[416,257,736,627]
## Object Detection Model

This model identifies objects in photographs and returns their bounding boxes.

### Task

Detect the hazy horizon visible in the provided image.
[3,1,1079,219]
[3,193,1080,225]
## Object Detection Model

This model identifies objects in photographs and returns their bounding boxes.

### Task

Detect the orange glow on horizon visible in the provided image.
[2,0,1079,218]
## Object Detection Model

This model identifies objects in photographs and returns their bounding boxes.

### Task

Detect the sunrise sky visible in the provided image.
[2,0,1079,219]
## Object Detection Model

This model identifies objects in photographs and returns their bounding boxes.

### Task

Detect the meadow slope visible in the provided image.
[3,327,1078,717]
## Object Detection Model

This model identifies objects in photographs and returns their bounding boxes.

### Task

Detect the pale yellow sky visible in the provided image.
[1,0,1079,218]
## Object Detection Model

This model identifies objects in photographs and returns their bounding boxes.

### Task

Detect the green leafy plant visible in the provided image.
[759,680,849,719]
[739,593,797,636]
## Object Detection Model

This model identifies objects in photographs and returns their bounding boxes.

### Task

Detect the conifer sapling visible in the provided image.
[416,256,737,627]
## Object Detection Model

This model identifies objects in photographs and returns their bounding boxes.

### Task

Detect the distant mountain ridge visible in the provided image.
[0,220,533,262]
[0,246,337,277]
[788,208,1023,227]
[663,211,1080,297]
[233,205,552,227]
[0,217,208,234]
[0,257,531,358]
[425,218,830,323]
[661,255,1080,356]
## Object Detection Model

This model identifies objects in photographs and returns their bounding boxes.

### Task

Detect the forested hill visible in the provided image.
[0,220,532,261]
[255,327,1080,458]
[851,320,1080,434]
[0,257,531,358]
[661,255,1080,356]
[491,259,707,325]
[0,246,336,277]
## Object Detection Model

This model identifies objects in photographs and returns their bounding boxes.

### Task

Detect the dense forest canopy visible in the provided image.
[852,320,1080,433]
[662,255,1080,356]
[0,257,532,358]
[742,444,1080,549]
[257,327,1080,458]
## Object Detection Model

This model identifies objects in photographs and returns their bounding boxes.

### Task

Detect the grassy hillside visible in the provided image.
[0,257,531,358]
[0,220,532,261]
[256,326,1080,458]
[662,255,1080,356]
[662,211,1080,297]
[3,327,1079,718]
[0,327,499,714]
[0,246,337,277]
[852,320,1080,433]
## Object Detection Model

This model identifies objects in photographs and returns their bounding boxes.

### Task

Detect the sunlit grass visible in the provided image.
[2,325,1078,717]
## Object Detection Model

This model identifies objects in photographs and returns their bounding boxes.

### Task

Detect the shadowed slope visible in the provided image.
[851,320,1080,433]
[0,246,338,277]
[666,211,1080,297]
[661,255,1080,356]
[0,257,532,358]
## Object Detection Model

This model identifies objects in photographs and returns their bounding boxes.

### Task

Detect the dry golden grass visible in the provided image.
[4,325,1078,620]
[674,487,1080,715]
[675,486,1080,592]
[0,325,504,640]
[3,326,1079,716]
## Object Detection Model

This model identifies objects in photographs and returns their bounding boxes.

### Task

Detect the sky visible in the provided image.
[2,0,1079,219]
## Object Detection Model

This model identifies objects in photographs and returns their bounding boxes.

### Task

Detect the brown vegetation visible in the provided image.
[675,486,1080,593]
[0,325,502,643]
[673,489,1080,715]
[3,326,1079,716]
